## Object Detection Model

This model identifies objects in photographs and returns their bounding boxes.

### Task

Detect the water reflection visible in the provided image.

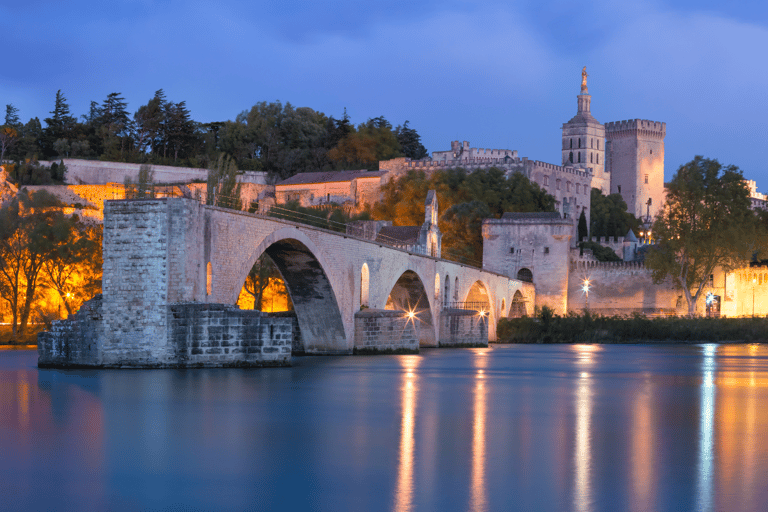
[572,345,596,512]
[394,355,419,512]
[630,372,654,511]
[470,350,488,512]
[697,344,716,512]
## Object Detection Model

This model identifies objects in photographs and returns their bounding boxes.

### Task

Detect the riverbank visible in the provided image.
[497,310,768,344]
[0,325,43,347]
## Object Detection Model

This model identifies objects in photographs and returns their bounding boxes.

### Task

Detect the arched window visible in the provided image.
[444,275,450,304]
[517,268,533,283]
[434,274,441,301]
[454,277,459,300]
[543,175,549,186]
[576,183,581,194]
[206,262,213,296]
[510,290,526,317]
[360,263,370,307]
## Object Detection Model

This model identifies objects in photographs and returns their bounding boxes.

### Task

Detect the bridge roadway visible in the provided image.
[102,198,534,355]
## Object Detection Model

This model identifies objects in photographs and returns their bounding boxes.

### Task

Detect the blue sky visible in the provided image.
[3,0,768,185]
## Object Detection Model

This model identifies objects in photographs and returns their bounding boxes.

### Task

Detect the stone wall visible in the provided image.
[353,309,418,353]
[439,308,488,347]
[38,295,104,367]
[38,299,293,368]
[168,304,291,367]
[568,260,680,316]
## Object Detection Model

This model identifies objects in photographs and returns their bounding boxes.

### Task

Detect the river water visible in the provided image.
[2,344,768,511]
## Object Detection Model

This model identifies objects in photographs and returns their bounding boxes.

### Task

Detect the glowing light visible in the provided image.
[582,279,590,293]
[407,311,415,319]
[478,310,486,317]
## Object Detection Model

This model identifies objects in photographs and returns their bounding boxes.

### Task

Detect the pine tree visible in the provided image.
[4,104,21,127]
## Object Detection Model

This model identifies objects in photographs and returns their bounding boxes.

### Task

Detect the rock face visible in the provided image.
[0,166,18,205]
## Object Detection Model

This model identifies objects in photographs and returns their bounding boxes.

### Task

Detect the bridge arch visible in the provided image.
[463,279,495,327]
[509,290,527,318]
[383,268,437,347]
[231,226,347,353]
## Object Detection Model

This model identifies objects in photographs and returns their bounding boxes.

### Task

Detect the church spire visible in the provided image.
[578,66,591,114]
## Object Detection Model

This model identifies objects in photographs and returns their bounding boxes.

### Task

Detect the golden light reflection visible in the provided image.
[17,370,30,429]
[630,374,654,511]
[573,344,601,366]
[573,354,593,512]
[714,344,766,510]
[394,355,420,512]
[470,350,489,512]
[697,344,716,512]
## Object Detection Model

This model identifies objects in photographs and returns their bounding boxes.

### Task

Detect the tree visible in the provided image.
[41,221,102,317]
[98,92,132,159]
[0,190,67,336]
[240,254,293,311]
[0,126,17,162]
[44,90,77,154]
[395,121,428,160]
[578,209,588,241]
[206,154,241,210]
[4,104,21,127]
[590,188,640,239]
[645,156,757,317]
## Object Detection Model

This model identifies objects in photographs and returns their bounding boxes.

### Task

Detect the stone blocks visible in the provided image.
[353,309,418,354]
[439,309,488,347]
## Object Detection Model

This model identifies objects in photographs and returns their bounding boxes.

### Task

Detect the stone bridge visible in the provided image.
[39,198,534,368]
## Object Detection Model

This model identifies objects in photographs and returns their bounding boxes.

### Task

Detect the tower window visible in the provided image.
[543,175,549,186]
[645,175,649,184]
[556,179,561,190]
[650,149,653,154]
[570,139,573,149]
[510,247,515,254]
[578,152,581,163]
[591,138,594,149]
[618,185,622,193]
[569,152,573,163]
[597,139,600,150]
[596,154,599,164]
[544,247,550,254]
[576,183,581,194]
[590,153,593,163]
[578,138,582,148]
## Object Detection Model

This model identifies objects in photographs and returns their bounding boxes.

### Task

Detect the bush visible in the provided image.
[496,310,768,343]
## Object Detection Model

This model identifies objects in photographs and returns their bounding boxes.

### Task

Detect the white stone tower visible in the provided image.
[604,119,666,222]
[562,67,609,193]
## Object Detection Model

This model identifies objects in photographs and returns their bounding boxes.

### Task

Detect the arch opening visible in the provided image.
[510,290,527,318]
[517,268,533,283]
[361,263,370,308]
[386,270,436,347]
[236,238,346,354]
[464,280,492,314]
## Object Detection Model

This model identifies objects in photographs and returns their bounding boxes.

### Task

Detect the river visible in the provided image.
[2,344,768,511]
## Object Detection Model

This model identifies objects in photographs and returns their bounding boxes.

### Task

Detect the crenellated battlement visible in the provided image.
[571,259,646,271]
[605,119,666,138]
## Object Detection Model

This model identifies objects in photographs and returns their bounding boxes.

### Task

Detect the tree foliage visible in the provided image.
[206,155,241,210]
[589,188,640,239]
[373,167,556,265]
[0,190,70,336]
[645,156,757,317]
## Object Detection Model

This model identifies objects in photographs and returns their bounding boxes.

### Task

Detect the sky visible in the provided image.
[2,0,768,186]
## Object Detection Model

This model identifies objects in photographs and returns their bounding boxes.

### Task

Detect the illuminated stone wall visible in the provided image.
[438,309,488,347]
[353,309,418,353]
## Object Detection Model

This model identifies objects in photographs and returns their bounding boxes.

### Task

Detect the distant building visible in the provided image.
[275,170,386,210]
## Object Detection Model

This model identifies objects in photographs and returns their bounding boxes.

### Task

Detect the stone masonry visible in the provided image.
[353,309,418,354]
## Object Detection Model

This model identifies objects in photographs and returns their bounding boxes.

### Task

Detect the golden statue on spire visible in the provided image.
[581,66,588,93]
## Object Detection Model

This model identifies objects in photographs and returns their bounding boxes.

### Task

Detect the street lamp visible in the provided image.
[583,279,590,311]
